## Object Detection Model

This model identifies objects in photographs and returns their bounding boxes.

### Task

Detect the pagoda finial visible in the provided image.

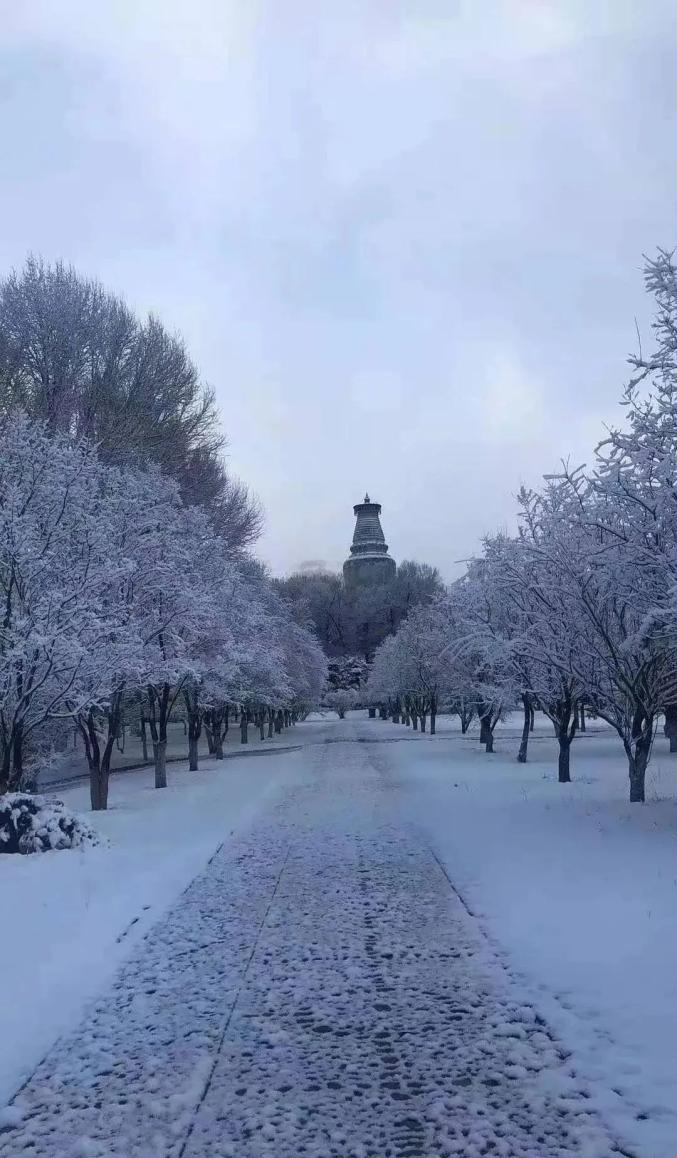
[364,491,370,503]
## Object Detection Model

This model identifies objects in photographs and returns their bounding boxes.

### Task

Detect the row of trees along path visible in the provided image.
[0,259,326,810]
[368,250,677,804]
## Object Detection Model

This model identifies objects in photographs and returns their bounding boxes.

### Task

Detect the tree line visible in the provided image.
[0,259,326,810]
[367,251,677,804]
[274,560,444,659]
[0,414,326,809]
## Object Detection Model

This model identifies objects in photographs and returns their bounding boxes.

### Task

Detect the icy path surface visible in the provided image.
[1,719,628,1157]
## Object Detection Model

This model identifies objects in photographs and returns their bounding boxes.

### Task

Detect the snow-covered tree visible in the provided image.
[434,571,515,752]
[387,604,455,734]
[324,689,359,719]
[179,562,252,769]
[134,498,226,788]
[479,527,583,778]
[0,415,134,797]
[365,635,403,718]
[0,257,262,553]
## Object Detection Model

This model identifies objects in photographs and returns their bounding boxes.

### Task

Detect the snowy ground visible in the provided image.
[0,713,656,1157]
[390,711,677,1157]
[0,737,306,1110]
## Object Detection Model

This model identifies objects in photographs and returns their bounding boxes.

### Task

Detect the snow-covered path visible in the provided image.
[1,719,629,1157]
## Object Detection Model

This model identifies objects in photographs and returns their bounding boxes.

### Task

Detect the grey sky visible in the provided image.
[2,2,677,577]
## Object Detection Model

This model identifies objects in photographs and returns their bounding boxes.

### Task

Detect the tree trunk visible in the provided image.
[155,741,167,789]
[529,704,535,732]
[517,695,530,763]
[11,722,24,789]
[140,716,149,762]
[148,682,171,789]
[479,714,492,747]
[628,750,648,801]
[478,701,495,749]
[420,713,427,733]
[90,771,103,811]
[629,762,645,802]
[579,702,586,732]
[97,734,118,811]
[87,744,101,808]
[551,694,577,783]
[0,721,27,794]
[268,709,275,738]
[183,689,201,771]
[411,713,418,731]
[259,711,265,741]
[430,696,437,735]
[76,710,104,810]
[95,695,125,811]
[631,706,645,742]
[188,714,201,771]
[558,738,571,783]
[0,741,11,796]
[664,704,677,752]
[210,705,228,758]
[240,713,249,744]
[275,710,284,734]
[86,724,105,811]
[627,726,653,803]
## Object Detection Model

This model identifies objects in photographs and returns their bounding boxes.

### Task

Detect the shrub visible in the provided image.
[0,794,100,854]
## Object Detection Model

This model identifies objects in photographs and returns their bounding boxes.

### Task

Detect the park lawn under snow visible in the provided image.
[391,712,677,1157]
[0,745,300,1109]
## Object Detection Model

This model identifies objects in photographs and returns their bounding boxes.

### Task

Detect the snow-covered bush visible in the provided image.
[0,794,100,854]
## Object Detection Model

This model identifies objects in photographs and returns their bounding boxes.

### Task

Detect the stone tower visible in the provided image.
[343,494,396,586]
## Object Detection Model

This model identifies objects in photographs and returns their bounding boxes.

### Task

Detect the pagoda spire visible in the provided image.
[343,494,396,586]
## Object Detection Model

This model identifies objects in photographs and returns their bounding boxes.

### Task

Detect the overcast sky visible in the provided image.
[2,1,677,577]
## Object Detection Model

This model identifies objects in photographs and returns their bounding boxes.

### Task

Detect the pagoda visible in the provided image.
[343,494,396,586]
